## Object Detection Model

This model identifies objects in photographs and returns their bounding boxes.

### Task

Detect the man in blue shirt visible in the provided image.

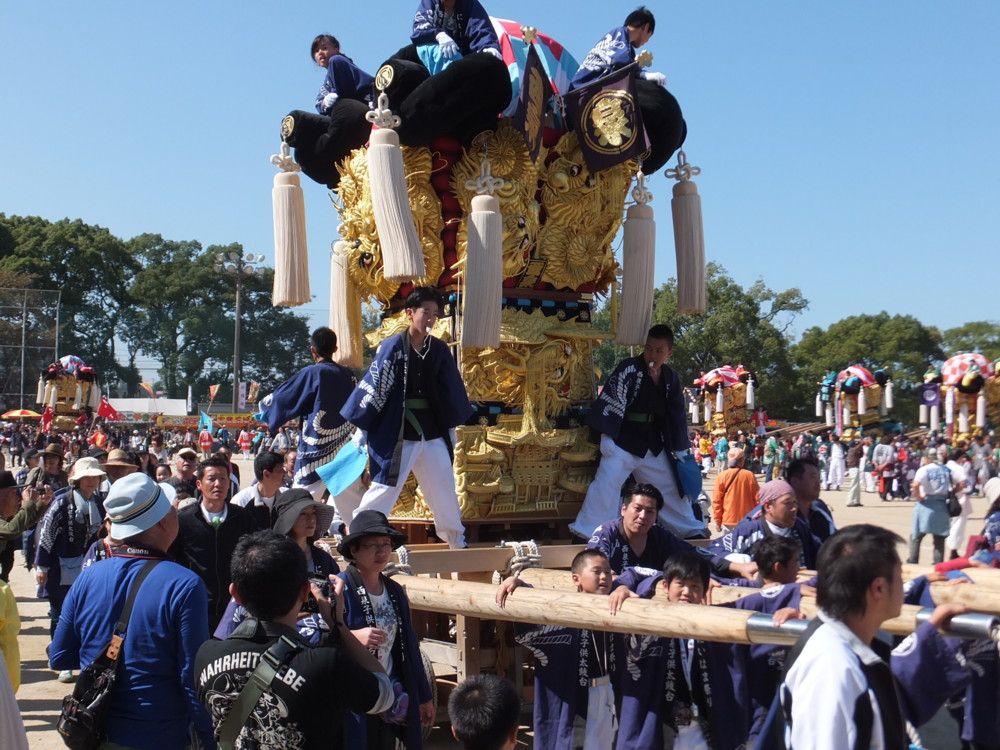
[570,6,686,173]
[50,473,215,750]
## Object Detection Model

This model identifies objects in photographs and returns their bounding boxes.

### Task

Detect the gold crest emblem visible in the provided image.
[375,64,395,92]
[280,115,295,140]
[583,90,636,153]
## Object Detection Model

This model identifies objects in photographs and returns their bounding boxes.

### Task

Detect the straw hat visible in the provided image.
[68,457,107,484]
[101,449,136,470]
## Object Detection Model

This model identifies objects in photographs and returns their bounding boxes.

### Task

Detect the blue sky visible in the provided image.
[1,1,997,378]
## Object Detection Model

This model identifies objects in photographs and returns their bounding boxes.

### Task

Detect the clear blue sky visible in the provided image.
[2,1,997,371]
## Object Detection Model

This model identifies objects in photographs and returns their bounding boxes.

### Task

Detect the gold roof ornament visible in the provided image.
[520,25,538,44]
[636,49,653,68]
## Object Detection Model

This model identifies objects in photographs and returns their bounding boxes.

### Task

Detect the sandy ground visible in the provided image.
[10,464,976,748]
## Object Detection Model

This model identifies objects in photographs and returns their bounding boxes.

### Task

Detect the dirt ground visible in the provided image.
[10,463,972,748]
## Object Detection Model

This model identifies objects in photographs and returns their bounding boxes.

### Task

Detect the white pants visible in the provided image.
[356,437,466,548]
[571,435,705,540]
[946,493,972,553]
[827,458,845,489]
[864,469,876,493]
[570,681,617,750]
[846,467,862,506]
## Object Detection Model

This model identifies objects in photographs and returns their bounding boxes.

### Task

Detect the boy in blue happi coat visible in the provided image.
[342,287,471,548]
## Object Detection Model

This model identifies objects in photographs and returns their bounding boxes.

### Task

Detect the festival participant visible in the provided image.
[268,327,358,504]
[872,433,897,501]
[709,479,822,569]
[337,511,434,748]
[197,531,397,748]
[610,551,748,750]
[785,456,836,542]
[25,443,68,493]
[236,426,253,458]
[827,435,846,490]
[571,324,705,541]
[845,436,864,506]
[448,674,521,750]
[945,447,973,559]
[906,445,954,564]
[343,287,471,549]
[50,472,215,750]
[169,456,257,629]
[712,447,759,533]
[496,549,618,750]
[0,472,51,556]
[588,483,756,580]
[569,6,685,174]
[312,34,375,114]
[198,423,213,459]
[771,524,972,750]
[231,450,287,529]
[696,431,713,475]
[761,430,780,482]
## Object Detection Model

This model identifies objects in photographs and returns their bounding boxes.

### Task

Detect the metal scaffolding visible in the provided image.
[0,288,61,410]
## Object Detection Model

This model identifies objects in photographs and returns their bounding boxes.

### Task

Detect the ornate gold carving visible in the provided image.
[586,91,636,150]
[374,64,394,92]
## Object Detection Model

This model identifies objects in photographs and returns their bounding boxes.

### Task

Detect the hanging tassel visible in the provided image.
[42,382,51,408]
[73,382,82,411]
[460,158,504,348]
[36,375,45,405]
[842,397,851,426]
[945,387,955,425]
[329,241,363,369]
[616,173,655,345]
[879,387,887,416]
[976,391,987,428]
[703,400,712,423]
[745,378,755,410]
[690,400,699,424]
[91,385,102,411]
[885,380,894,410]
[825,403,834,427]
[366,95,425,281]
[815,393,823,418]
[958,400,970,434]
[666,152,705,314]
[857,387,866,414]
[715,386,724,413]
[919,403,928,425]
[49,383,58,409]
[930,404,940,431]
[270,141,311,307]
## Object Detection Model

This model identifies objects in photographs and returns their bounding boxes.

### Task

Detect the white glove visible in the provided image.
[436,32,460,59]
[482,47,503,60]
[640,70,667,87]
[322,92,339,112]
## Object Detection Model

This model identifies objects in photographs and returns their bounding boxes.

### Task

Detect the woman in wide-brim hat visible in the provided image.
[35,456,107,683]
[337,511,432,749]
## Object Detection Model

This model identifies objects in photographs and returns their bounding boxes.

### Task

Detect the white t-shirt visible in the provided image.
[369,588,399,675]
[945,460,969,497]
[913,462,951,499]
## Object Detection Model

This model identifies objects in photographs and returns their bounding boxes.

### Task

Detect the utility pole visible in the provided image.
[18,291,27,408]
[215,248,264,413]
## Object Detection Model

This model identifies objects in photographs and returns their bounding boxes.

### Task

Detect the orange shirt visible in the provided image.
[712,467,760,527]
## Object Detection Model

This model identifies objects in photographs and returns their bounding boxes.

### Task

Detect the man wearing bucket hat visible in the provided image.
[24,443,68,494]
[101,448,138,485]
[338,510,434,748]
[50,472,215,750]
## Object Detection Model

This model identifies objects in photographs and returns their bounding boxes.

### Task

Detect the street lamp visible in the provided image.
[215,249,265,413]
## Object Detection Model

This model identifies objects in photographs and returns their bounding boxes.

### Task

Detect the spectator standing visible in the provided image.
[945,449,972,559]
[712,448,760,533]
[907,446,953,564]
[231,451,288,529]
[845,437,864,507]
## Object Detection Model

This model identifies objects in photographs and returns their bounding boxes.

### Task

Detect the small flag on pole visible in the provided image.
[563,65,648,173]
[512,40,552,163]
[199,410,215,434]
[208,384,220,403]
[97,396,123,421]
[139,382,156,399]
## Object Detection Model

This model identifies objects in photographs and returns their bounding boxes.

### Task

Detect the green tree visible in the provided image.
[792,312,944,423]
[941,321,1000,361]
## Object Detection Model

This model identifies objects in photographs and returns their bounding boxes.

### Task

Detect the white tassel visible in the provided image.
[36,375,45,405]
[616,176,655,345]
[368,128,425,281]
[89,384,102,411]
[976,392,987,428]
[945,387,955,425]
[930,404,940,432]
[919,403,928,425]
[842,399,851,425]
[715,386,724,413]
[703,401,711,423]
[73,382,82,411]
[885,380,894,410]
[667,152,705,314]
[461,194,503,348]
[959,400,970,434]
[329,241,363,369]
[745,379,755,409]
[815,393,823,417]
[270,144,311,307]
[690,400,699,424]
[49,383,58,409]
[824,404,834,427]
[857,387,866,414]
[879,388,887,416]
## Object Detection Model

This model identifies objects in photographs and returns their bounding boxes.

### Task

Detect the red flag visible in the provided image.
[40,406,53,433]
[208,384,220,403]
[97,396,123,421]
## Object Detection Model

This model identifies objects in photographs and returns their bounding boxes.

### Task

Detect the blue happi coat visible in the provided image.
[587,518,731,577]
[315,53,375,113]
[411,0,500,55]
[708,515,822,570]
[569,26,634,92]
[268,360,357,486]
[588,357,687,449]
[341,332,472,486]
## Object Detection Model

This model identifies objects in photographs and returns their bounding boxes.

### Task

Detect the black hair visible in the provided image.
[785,455,819,483]
[231,531,307,620]
[310,34,340,60]
[253,451,285,482]
[196,455,230,480]
[571,548,609,574]
[448,674,521,750]
[625,6,656,33]
[751,535,801,577]
[310,326,337,358]
[661,550,710,589]
[816,524,903,621]
[646,323,674,347]
[620,482,665,511]
[404,285,444,312]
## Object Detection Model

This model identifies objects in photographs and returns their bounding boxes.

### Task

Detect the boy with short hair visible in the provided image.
[497,549,617,750]
[449,674,521,750]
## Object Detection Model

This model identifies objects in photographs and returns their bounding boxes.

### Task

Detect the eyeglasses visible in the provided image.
[359,541,394,553]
